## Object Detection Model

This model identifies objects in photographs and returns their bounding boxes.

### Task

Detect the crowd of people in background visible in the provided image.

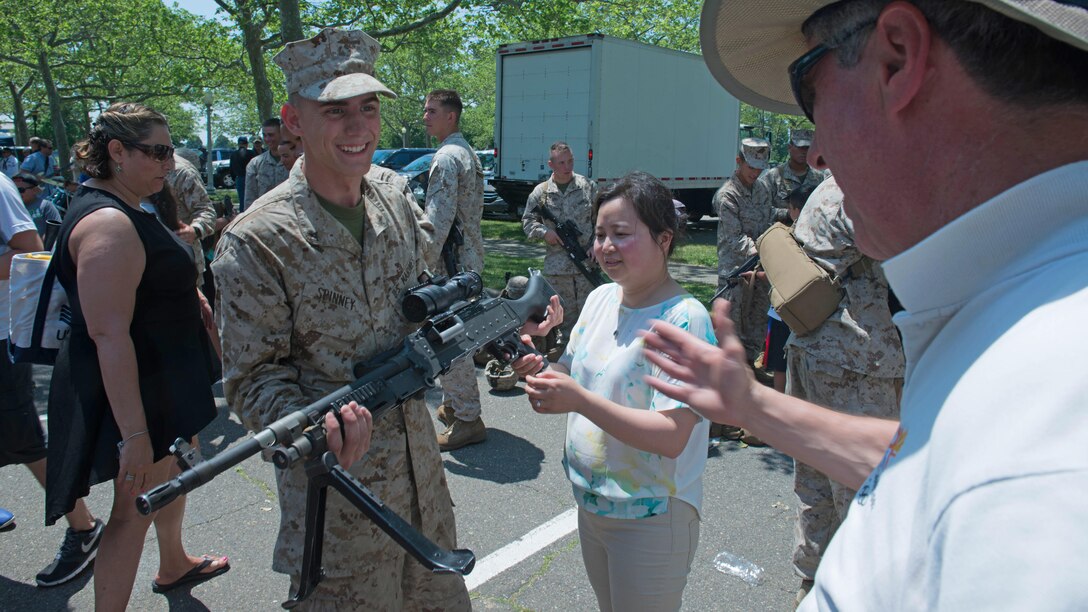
[2,1,1086,610]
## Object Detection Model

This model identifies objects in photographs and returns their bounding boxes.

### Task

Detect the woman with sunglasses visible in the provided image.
[44,102,227,609]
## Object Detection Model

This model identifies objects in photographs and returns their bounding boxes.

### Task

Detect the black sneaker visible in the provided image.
[36,518,105,587]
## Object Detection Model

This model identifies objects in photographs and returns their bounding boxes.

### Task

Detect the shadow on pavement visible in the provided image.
[162,588,214,611]
[442,429,543,484]
[709,441,795,476]
[0,571,91,611]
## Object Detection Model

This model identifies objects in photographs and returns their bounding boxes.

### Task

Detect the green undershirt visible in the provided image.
[315,191,366,246]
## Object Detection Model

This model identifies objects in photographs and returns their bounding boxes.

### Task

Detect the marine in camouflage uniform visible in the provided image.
[243,149,290,210]
[751,129,827,224]
[783,176,904,582]
[422,89,487,450]
[715,137,772,363]
[522,143,598,347]
[212,28,470,610]
[166,153,217,274]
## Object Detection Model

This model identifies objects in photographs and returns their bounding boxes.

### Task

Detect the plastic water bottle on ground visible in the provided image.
[713,550,764,586]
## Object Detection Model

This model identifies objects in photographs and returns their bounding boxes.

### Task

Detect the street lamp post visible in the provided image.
[29,110,39,139]
[203,91,214,190]
[401,126,407,147]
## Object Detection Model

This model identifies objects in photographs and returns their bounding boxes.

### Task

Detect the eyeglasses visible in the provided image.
[788,18,876,122]
[122,141,175,162]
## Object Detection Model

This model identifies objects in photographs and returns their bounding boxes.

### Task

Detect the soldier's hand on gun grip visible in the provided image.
[543,230,561,246]
[325,401,373,468]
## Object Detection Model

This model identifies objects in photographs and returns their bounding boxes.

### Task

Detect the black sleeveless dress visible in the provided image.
[45,186,217,525]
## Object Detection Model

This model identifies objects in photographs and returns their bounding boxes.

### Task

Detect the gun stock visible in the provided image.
[709,254,761,304]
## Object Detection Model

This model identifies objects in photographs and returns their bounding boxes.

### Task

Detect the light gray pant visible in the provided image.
[578,499,700,612]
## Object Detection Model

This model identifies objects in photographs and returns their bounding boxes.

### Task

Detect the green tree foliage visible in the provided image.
[0,0,240,167]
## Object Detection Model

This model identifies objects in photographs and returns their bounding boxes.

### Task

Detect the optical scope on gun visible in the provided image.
[402,271,484,323]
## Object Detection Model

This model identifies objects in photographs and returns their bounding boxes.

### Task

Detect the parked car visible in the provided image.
[377,148,435,171]
[208,148,236,188]
[372,149,393,166]
[396,153,435,205]
[397,150,511,218]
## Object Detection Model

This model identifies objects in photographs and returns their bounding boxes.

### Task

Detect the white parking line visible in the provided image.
[465,507,578,591]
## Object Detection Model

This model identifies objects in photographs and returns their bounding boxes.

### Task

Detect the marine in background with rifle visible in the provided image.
[212,28,478,609]
[712,137,773,443]
[522,141,599,354]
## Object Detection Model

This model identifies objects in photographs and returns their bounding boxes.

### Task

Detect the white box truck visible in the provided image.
[492,34,741,221]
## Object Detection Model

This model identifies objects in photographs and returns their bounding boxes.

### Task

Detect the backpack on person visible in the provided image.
[755,222,844,335]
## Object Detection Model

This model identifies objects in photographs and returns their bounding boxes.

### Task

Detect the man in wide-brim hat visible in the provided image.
[643,1,1088,609]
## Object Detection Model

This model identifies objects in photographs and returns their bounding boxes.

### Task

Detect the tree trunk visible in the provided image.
[239,2,274,122]
[279,0,304,44]
[37,51,70,173]
[6,81,29,146]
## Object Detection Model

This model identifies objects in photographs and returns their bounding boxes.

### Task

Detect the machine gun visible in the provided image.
[709,254,761,303]
[137,270,557,608]
[535,204,606,287]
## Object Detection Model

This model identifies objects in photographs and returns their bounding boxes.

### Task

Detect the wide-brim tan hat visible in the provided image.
[700,0,1088,115]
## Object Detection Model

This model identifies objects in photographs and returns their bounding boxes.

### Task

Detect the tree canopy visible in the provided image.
[0,0,806,167]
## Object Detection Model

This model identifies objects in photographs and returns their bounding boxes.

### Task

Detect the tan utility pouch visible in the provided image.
[756,222,843,335]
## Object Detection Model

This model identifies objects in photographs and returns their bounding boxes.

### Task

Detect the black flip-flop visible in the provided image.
[151,556,230,594]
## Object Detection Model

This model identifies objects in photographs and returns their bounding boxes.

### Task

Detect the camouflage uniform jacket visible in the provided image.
[715,170,770,279]
[424,132,484,273]
[212,160,457,579]
[522,173,598,276]
[753,164,827,222]
[243,151,289,210]
[166,154,217,274]
[785,177,905,379]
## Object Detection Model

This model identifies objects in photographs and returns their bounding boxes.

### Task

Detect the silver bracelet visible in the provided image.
[116,430,149,455]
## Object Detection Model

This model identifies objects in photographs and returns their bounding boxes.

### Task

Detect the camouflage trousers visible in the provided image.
[718,275,771,363]
[785,346,903,579]
[441,358,482,421]
[549,272,596,346]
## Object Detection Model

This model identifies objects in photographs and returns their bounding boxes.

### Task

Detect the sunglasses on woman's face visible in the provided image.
[122,141,175,162]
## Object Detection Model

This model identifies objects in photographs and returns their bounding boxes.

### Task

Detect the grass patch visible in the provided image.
[481,219,528,241]
[679,281,718,305]
[482,253,545,290]
[671,242,718,267]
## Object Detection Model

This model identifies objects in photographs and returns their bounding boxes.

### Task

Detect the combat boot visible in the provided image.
[795,579,815,608]
[438,417,487,451]
[436,404,455,427]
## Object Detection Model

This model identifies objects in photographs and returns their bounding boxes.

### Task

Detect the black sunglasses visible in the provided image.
[16,186,37,193]
[122,141,175,162]
[788,18,877,122]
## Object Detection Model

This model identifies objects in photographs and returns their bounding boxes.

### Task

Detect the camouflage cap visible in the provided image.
[739,137,771,170]
[501,275,530,300]
[274,28,397,102]
[790,128,814,148]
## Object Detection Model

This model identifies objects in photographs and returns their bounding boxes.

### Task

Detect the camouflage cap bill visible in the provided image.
[699,0,1088,116]
[740,137,771,169]
[274,28,397,102]
[790,128,814,147]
